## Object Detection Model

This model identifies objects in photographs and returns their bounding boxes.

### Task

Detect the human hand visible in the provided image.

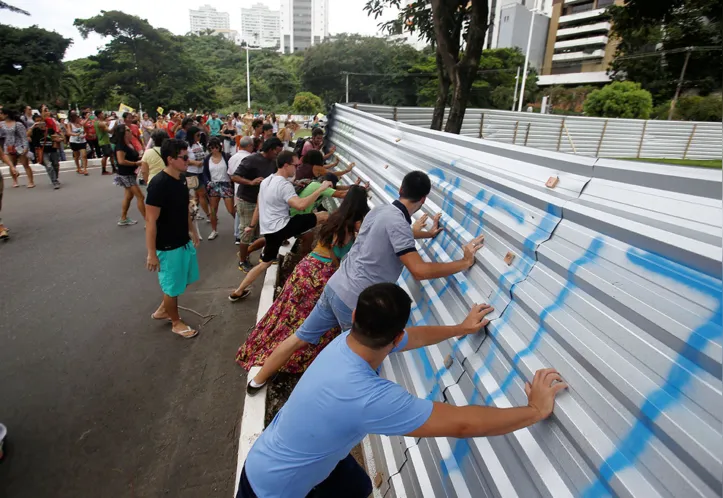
[429,213,443,237]
[252,177,264,185]
[244,225,256,234]
[146,254,160,272]
[412,213,429,232]
[459,303,494,335]
[462,235,485,267]
[330,145,337,153]
[525,368,568,421]
[320,180,333,190]
[192,231,200,248]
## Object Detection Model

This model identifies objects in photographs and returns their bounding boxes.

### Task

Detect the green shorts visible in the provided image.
[157,242,199,297]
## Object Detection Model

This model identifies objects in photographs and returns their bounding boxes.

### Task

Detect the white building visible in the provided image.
[189,4,231,34]
[280,0,329,53]
[241,3,281,49]
[486,0,553,49]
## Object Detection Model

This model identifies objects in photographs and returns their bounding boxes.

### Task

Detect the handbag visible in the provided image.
[186,175,199,190]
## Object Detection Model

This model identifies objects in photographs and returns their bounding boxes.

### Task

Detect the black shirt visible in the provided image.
[233,152,277,204]
[117,143,140,176]
[145,171,190,251]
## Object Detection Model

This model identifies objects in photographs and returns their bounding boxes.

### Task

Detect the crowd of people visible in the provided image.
[0,103,568,497]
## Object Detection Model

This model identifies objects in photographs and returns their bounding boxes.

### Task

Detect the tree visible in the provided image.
[0,24,72,106]
[0,1,29,15]
[292,92,324,115]
[583,81,653,119]
[608,0,722,103]
[365,0,489,134]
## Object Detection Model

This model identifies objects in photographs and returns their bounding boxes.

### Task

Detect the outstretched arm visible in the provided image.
[401,303,493,352]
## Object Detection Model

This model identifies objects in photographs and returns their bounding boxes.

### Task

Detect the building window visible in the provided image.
[565,2,594,14]
[551,63,583,74]
[596,0,614,7]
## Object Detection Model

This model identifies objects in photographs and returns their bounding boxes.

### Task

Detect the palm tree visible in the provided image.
[0,1,30,15]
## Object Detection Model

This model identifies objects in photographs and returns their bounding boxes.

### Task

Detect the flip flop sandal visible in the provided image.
[151,312,172,322]
[0,229,9,241]
[27,184,35,189]
[172,327,198,339]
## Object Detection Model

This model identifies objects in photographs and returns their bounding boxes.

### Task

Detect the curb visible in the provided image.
[1,159,103,178]
[233,239,295,497]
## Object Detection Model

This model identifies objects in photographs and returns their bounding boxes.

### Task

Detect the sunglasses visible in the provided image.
[179,155,189,161]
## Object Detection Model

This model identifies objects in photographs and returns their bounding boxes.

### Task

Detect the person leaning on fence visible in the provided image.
[245,170,485,395]
[301,127,336,160]
[237,282,567,498]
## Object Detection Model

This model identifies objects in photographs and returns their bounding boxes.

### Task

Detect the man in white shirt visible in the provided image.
[229,151,331,302]
[229,137,255,244]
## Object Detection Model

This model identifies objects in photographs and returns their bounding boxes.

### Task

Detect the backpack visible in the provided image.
[293,137,309,158]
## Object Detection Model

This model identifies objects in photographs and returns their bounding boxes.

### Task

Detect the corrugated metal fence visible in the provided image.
[328,104,722,498]
[351,104,722,161]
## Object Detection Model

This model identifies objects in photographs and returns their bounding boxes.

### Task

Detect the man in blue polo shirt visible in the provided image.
[237,283,567,498]
[247,170,486,394]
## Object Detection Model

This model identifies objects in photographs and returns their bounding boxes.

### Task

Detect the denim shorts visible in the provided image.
[295,285,353,345]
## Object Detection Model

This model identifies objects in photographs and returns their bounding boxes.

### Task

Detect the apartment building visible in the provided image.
[496,3,550,69]
[280,0,329,53]
[241,3,281,49]
[189,4,231,34]
[538,0,621,86]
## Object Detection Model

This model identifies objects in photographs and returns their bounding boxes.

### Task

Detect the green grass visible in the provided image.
[294,128,312,138]
[621,157,722,169]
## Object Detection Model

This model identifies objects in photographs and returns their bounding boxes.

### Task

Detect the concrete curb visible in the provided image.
[233,239,295,497]
[1,159,103,178]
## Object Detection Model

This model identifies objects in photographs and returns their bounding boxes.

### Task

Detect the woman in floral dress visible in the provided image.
[236,186,369,373]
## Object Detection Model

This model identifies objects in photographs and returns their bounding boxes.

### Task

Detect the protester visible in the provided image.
[0,108,35,188]
[94,110,116,175]
[301,127,336,160]
[242,108,254,136]
[268,112,278,134]
[113,124,145,226]
[123,112,144,153]
[20,105,34,130]
[66,113,88,175]
[228,136,255,245]
[174,117,194,141]
[206,112,223,138]
[141,129,169,183]
[310,114,321,129]
[251,118,263,142]
[290,173,349,216]
[0,149,10,239]
[185,125,212,223]
[222,115,237,155]
[202,137,235,240]
[29,117,61,189]
[229,151,331,302]
[236,186,369,373]
[145,138,201,339]
[262,123,274,141]
[230,137,283,272]
[141,112,155,145]
[167,112,180,138]
[296,150,353,182]
[246,170,484,393]
[156,113,168,134]
[238,283,566,498]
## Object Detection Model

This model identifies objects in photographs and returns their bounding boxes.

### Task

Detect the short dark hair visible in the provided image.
[302,149,324,166]
[181,117,194,129]
[151,129,169,148]
[261,137,283,152]
[311,127,324,138]
[161,139,188,165]
[262,123,273,133]
[276,150,297,169]
[122,112,130,120]
[187,126,201,144]
[252,118,263,129]
[399,171,431,203]
[94,109,103,117]
[351,284,412,349]
[322,172,339,188]
[207,136,223,150]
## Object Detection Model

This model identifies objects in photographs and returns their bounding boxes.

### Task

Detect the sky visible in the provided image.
[3,0,399,61]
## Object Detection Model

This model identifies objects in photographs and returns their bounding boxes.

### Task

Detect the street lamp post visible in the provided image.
[246,46,251,110]
[518,0,538,112]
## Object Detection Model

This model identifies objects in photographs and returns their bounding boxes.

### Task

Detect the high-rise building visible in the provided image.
[280,0,329,53]
[189,4,231,34]
[538,0,620,86]
[241,3,281,49]
[487,0,553,49]
[496,4,550,69]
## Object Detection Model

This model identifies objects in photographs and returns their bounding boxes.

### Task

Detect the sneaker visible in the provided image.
[246,380,266,396]
[234,238,240,245]
[205,218,212,224]
[238,259,254,273]
[228,289,251,302]
[117,218,138,226]
[53,183,60,190]
[208,230,218,240]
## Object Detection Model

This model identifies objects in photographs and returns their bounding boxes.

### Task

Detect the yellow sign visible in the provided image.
[118,103,135,114]
[156,107,164,115]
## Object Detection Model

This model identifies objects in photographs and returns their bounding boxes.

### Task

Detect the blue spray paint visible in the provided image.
[583,248,722,497]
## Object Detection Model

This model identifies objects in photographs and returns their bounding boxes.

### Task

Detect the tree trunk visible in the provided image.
[445,65,474,134]
[431,49,449,130]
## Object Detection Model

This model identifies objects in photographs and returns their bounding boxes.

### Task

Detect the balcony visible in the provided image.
[554,35,608,50]
[558,8,607,25]
[564,0,593,4]
[552,49,606,62]
[557,21,611,38]
[538,71,611,86]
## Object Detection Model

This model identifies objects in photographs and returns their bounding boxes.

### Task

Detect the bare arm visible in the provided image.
[407,368,567,438]
[116,150,141,167]
[231,175,263,186]
[401,304,493,352]
[287,181,333,211]
[145,205,160,271]
[399,236,482,281]
[412,213,444,239]
[141,159,150,183]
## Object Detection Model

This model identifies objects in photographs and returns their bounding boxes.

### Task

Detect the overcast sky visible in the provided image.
[4,0,399,61]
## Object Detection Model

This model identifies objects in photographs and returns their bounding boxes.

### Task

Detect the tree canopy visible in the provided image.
[583,81,653,119]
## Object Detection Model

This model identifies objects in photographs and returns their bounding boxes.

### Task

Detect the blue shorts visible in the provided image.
[295,285,353,344]
[157,242,199,297]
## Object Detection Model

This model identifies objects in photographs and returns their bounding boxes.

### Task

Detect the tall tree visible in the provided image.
[365,0,489,134]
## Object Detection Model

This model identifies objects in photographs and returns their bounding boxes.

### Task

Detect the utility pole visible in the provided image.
[668,47,692,120]
[345,73,349,103]
[518,0,538,112]
[246,46,251,110]
[512,66,521,111]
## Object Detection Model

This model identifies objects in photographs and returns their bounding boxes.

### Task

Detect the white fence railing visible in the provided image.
[352,104,722,161]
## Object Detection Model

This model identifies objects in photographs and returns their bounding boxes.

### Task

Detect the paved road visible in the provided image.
[0,169,258,497]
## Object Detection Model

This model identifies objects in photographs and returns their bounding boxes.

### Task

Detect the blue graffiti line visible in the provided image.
[487,194,525,224]
[583,250,723,497]
[384,184,398,198]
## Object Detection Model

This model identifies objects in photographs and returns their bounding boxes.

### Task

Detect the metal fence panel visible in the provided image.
[328,104,722,498]
[353,104,722,160]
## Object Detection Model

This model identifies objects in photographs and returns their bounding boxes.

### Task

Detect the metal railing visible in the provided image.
[328,103,722,498]
[351,104,722,161]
